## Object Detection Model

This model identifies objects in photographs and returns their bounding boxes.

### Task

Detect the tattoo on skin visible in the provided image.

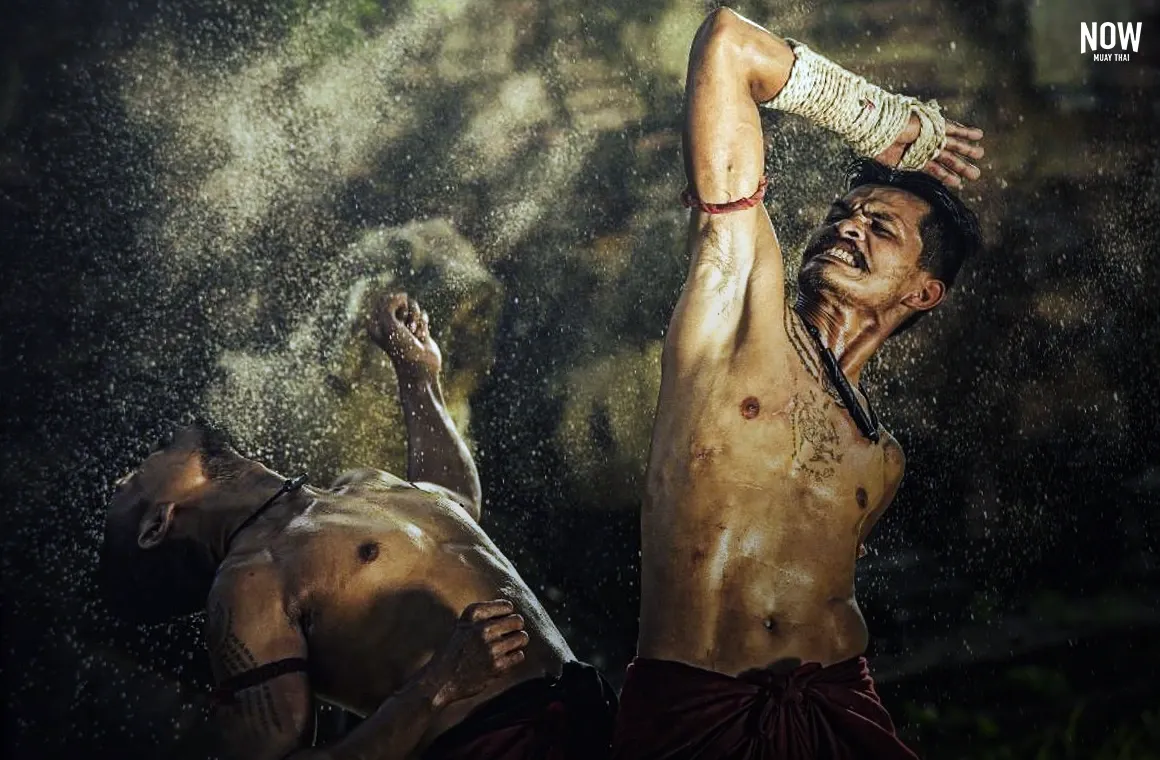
[791,389,843,483]
[208,602,284,737]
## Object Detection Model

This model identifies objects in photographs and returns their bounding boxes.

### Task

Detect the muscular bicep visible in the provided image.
[206,581,316,760]
[670,10,790,366]
[684,9,772,210]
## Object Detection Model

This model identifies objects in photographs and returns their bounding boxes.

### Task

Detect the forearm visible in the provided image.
[315,670,446,760]
[396,369,482,510]
[709,9,944,169]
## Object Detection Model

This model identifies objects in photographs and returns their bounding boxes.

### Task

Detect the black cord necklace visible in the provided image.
[225,474,308,551]
[802,320,881,444]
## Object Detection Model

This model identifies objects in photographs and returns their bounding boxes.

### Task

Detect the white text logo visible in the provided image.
[1081,22,1142,61]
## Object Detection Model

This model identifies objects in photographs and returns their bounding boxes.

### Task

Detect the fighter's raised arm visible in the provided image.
[669,9,790,365]
[369,292,484,520]
[671,9,983,365]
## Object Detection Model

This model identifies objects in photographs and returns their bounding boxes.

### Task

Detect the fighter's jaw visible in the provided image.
[802,237,869,274]
[800,254,868,288]
[796,261,873,315]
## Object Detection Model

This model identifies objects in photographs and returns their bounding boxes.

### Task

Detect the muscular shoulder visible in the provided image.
[208,561,295,628]
[329,467,411,492]
[880,430,906,491]
[331,467,477,522]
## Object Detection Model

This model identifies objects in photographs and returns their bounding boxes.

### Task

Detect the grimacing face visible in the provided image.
[798,185,939,315]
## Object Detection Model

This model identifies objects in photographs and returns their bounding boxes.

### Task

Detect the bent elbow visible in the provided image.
[700,7,744,40]
[692,7,746,63]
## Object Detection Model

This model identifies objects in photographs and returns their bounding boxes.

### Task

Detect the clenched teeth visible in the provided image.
[824,247,859,268]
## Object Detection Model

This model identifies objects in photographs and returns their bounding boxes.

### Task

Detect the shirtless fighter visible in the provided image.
[99,293,616,760]
[612,9,984,759]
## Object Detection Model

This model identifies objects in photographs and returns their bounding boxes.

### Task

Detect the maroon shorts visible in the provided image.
[610,656,919,760]
[422,661,618,760]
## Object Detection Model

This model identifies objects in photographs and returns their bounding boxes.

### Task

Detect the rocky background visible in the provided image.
[3,0,1159,757]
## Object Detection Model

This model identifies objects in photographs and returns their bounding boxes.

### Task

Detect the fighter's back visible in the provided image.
[212,471,573,744]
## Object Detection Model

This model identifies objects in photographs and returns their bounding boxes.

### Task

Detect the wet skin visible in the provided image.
[210,472,572,733]
[639,8,983,676]
[109,293,574,760]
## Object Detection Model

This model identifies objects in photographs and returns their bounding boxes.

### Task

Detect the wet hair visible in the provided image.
[196,422,248,481]
[98,423,243,624]
[844,158,983,335]
[98,500,217,624]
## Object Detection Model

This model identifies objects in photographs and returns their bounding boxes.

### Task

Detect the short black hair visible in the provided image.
[845,158,983,335]
[98,423,239,624]
[98,499,217,624]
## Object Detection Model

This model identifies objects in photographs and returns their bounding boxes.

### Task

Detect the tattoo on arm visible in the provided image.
[208,602,285,738]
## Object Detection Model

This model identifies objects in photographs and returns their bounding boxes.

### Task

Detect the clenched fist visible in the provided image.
[369,292,442,380]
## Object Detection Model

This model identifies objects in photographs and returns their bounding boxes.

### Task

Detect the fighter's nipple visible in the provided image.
[740,396,761,420]
[358,540,381,563]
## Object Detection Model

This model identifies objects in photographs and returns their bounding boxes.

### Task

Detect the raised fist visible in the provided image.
[369,292,442,380]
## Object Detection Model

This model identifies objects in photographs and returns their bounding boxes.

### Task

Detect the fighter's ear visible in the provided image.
[137,502,177,549]
[901,276,945,314]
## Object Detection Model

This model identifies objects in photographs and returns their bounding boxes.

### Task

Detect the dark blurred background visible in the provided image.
[3,0,1159,757]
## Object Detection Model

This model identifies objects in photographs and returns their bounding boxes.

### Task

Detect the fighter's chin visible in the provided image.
[798,261,856,306]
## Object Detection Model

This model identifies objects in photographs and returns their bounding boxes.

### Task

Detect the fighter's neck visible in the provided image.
[793,295,886,383]
[205,468,313,563]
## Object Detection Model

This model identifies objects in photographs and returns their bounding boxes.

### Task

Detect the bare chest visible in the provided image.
[655,368,895,510]
[272,504,501,711]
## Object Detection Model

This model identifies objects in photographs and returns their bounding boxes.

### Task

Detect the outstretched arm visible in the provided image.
[370,292,483,521]
[208,575,527,760]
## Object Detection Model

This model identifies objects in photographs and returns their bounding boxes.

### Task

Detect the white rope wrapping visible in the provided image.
[762,40,946,170]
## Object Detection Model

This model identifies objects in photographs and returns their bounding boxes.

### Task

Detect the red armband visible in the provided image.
[680,176,768,214]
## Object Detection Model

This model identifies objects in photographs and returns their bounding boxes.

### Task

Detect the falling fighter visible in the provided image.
[100,294,616,760]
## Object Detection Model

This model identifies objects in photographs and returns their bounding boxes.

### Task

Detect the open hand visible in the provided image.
[368,292,442,379]
[876,114,984,189]
[426,600,529,709]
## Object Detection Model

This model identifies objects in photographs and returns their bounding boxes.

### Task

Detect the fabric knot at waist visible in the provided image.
[739,660,826,704]
[738,657,870,738]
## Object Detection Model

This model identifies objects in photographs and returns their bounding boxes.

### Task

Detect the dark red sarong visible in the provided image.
[610,656,919,760]
[422,660,618,760]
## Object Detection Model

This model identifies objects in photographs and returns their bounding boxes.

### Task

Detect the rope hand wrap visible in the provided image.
[762,40,946,170]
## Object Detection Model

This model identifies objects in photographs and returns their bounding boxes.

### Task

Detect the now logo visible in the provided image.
[1080,22,1142,53]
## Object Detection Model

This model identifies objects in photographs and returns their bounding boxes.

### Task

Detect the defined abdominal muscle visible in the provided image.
[657,582,868,673]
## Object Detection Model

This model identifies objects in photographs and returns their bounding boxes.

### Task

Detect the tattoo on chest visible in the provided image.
[208,602,284,736]
[791,390,843,483]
